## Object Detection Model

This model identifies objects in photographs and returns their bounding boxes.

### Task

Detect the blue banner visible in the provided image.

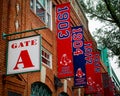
[72,26,87,87]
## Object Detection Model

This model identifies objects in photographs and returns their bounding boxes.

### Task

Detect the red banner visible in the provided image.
[93,52,104,95]
[56,3,74,78]
[109,77,115,96]
[84,42,97,94]
[102,74,115,96]
[102,73,111,96]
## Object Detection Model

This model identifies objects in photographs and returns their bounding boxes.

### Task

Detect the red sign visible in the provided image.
[56,3,74,78]
[109,77,115,96]
[93,52,104,95]
[102,73,111,96]
[84,42,97,94]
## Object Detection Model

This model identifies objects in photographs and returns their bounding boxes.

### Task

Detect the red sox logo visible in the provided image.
[60,54,71,66]
[76,68,85,78]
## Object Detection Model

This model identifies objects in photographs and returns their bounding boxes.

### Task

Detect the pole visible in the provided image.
[2,26,47,39]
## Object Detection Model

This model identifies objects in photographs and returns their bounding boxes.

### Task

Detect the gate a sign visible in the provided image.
[7,35,41,75]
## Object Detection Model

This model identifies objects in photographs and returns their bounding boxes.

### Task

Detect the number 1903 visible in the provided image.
[57,5,70,39]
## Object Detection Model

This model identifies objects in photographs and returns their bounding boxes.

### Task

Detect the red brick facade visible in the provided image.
[0,0,103,96]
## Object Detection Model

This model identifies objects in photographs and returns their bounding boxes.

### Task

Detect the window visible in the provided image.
[31,82,52,96]
[42,48,52,68]
[30,0,52,29]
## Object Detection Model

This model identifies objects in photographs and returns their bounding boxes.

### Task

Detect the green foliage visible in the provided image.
[78,0,120,65]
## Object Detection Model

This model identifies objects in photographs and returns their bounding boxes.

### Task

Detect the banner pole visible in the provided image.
[2,26,47,39]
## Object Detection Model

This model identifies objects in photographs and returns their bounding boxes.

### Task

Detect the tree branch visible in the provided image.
[89,12,115,23]
[103,0,120,28]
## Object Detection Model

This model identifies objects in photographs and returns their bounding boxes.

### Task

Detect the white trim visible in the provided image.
[41,65,46,83]
[42,47,52,69]
[64,79,67,93]
[33,0,36,14]
[78,88,81,96]
[50,0,52,30]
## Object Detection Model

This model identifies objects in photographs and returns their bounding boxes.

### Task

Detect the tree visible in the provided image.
[78,0,120,65]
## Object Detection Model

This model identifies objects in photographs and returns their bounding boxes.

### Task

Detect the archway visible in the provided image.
[58,92,69,96]
[31,82,52,96]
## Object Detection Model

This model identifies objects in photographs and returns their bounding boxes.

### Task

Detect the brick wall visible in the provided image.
[0,0,9,95]
[0,0,97,96]
[0,0,58,95]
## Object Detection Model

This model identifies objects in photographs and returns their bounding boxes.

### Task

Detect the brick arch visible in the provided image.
[45,74,55,92]
[58,92,69,96]
[67,85,73,96]
[2,75,26,96]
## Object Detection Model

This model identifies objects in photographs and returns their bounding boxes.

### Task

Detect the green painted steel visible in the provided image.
[2,26,47,39]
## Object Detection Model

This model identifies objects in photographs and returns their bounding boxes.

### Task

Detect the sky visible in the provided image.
[109,56,120,81]
[88,19,120,81]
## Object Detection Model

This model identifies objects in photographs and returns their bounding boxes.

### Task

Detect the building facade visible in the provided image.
[0,0,106,96]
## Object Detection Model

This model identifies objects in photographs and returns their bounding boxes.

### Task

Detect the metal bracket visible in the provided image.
[2,26,47,39]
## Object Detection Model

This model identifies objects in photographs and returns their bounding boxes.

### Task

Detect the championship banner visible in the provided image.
[93,52,104,95]
[84,42,97,94]
[56,3,74,78]
[112,82,115,96]
[72,26,87,87]
[109,77,115,96]
[102,73,110,96]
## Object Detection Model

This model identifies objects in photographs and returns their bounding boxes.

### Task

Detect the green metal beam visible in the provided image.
[2,26,47,39]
